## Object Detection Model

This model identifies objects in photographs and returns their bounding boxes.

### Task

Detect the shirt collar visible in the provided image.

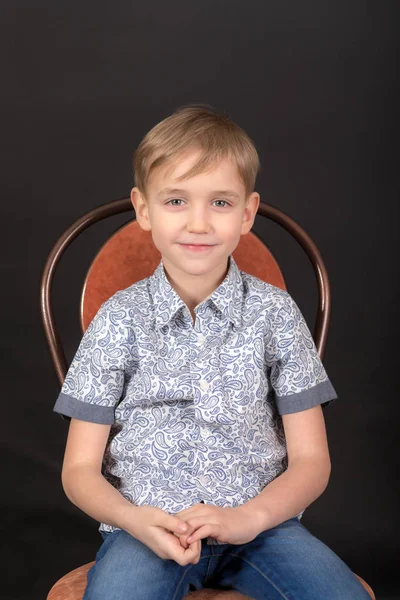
[149,262,186,329]
[205,256,243,328]
[149,256,244,329]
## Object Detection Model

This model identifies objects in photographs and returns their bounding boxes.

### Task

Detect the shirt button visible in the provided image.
[198,334,206,344]
[199,475,209,485]
[200,379,209,392]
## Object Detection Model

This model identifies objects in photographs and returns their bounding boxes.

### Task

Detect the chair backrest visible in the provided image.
[41,198,331,387]
[80,220,286,331]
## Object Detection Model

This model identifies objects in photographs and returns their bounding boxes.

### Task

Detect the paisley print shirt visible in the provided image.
[54,256,337,537]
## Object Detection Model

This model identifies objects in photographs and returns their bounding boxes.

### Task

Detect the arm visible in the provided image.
[240,404,331,531]
[178,405,330,545]
[62,418,200,564]
[62,418,133,528]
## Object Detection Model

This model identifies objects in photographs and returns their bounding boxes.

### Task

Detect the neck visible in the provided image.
[163,259,229,314]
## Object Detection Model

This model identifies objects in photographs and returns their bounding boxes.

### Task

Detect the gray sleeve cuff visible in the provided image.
[53,392,115,424]
[275,379,337,415]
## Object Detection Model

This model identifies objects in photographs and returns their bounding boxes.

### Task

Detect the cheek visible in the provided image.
[220,215,245,238]
[150,215,181,242]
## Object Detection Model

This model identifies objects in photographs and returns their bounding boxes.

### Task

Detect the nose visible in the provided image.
[186,205,212,233]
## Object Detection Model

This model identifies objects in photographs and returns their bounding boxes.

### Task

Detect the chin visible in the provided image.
[170,257,217,273]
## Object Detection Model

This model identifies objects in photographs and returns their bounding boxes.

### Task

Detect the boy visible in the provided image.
[54,106,370,599]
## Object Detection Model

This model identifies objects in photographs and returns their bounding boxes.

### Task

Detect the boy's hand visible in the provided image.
[125,505,201,565]
[176,503,264,546]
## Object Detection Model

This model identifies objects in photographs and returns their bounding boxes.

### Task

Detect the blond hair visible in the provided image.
[133,106,260,195]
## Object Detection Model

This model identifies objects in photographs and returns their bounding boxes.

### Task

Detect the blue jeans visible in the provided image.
[83,518,370,600]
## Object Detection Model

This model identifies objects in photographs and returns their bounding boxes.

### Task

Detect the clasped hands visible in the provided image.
[131,503,263,567]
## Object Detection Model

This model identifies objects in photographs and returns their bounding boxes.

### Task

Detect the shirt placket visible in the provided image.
[185,308,212,492]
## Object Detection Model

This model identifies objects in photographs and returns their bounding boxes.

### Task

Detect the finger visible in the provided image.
[186,524,216,544]
[176,504,204,519]
[157,531,195,565]
[172,545,200,566]
[183,521,197,538]
[164,533,201,566]
[156,514,189,534]
[173,525,195,549]
[185,515,215,532]
[176,520,197,549]
[188,539,201,563]
[183,541,201,565]
[176,533,189,549]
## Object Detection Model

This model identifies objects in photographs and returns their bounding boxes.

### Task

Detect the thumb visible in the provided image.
[186,539,201,563]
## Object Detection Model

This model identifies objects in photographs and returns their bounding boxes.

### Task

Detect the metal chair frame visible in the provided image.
[40,198,331,386]
[42,199,376,600]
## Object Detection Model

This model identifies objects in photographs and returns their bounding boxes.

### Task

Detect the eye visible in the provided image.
[213,199,230,208]
[166,198,185,206]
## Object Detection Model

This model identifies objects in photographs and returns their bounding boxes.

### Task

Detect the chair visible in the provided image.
[42,198,375,600]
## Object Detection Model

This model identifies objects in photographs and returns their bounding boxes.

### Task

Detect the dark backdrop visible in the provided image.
[2,2,399,599]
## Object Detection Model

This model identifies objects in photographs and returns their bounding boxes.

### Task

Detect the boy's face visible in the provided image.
[131,150,259,283]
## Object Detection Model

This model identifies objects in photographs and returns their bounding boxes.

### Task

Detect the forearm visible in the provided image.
[244,456,331,532]
[62,465,137,533]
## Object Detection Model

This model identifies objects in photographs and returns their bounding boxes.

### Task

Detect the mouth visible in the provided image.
[178,243,216,252]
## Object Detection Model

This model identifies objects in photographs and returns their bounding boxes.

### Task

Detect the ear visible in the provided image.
[240,192,260,235]
[131,187,151,231]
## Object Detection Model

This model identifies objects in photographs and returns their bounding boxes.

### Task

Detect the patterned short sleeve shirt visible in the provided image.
[54,256,337,535]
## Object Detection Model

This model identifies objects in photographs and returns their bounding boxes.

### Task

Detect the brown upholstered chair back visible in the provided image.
[80,221,286,331]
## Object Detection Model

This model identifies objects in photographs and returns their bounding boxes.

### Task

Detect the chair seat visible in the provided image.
[47,561,375,600]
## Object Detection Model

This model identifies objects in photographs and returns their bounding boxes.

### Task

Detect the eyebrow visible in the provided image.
[156,188,187,197]
[156,188,241,199]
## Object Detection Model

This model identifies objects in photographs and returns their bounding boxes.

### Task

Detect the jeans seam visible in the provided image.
[226,552,291,600]
[171,556,211,600]
[204,555,215,586]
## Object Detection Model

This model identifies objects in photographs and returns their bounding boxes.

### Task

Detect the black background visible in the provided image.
[2,2,399,599]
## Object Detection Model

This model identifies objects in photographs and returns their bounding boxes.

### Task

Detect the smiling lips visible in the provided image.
[178,243,216,252]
